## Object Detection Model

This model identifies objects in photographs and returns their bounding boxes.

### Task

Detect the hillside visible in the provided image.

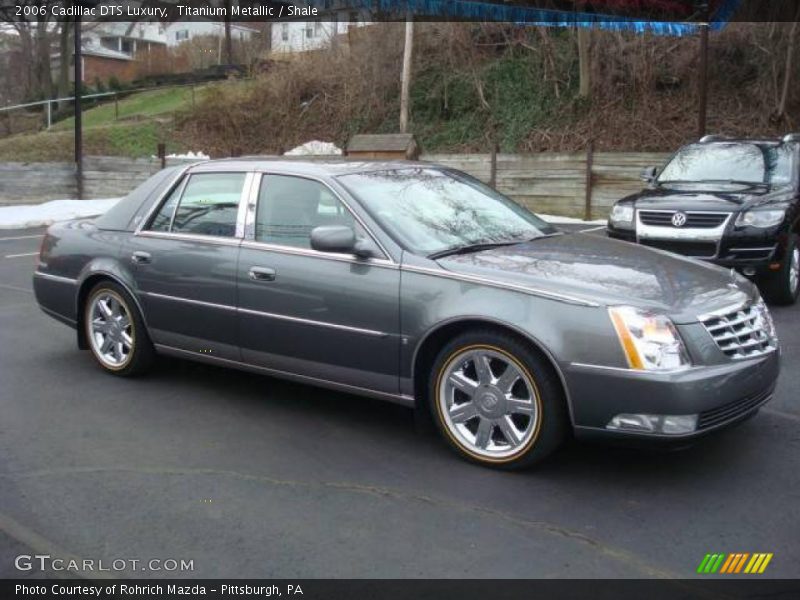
[1,22,798,161]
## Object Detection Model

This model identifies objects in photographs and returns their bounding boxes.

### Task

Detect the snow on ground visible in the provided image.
[0,198,121,230]
[150,151,210,160]
[284,141,343,156]
[537,213,607,225]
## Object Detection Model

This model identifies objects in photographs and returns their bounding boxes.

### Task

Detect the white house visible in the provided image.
[270,3,370,54]
[165,22,260,47]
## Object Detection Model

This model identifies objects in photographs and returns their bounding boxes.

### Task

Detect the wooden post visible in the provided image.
[191,85,195,108]
[157,143,166,169]
[584,139,594,221]
[114,93,119,120]
[399,15,414,134]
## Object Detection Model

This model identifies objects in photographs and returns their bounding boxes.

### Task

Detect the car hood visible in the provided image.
[629,183,793,212]
[435,233,756,323]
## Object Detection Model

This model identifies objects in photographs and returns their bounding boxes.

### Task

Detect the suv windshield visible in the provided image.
[657,142,793,185]
[337,168,556,256]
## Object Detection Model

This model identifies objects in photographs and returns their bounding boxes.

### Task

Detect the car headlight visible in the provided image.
[608,306,691,371]
[609,204,634,227]
[735,209,786,228]
[754,298,778,343]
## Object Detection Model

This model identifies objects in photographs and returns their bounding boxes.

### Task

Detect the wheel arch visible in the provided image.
[411,317,575,426]
[75,270,146,350]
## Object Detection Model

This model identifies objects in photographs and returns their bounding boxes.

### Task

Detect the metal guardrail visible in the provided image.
[0,81,213,129]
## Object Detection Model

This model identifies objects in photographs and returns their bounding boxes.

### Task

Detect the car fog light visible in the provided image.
[743,267,756,277]
[607,413,698,435]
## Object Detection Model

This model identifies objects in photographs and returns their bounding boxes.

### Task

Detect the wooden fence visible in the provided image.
[0,152,671,218]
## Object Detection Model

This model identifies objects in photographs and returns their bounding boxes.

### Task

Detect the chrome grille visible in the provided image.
[700,303,777,360]
[639,210,729,228]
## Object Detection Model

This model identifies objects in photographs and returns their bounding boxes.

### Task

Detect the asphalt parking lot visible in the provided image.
[1,224,798,579]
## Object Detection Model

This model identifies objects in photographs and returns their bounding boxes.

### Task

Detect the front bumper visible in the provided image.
[565,349,780,444]
[606,226,789,274]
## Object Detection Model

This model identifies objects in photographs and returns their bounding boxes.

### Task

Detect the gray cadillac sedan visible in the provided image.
[33,159,780,468]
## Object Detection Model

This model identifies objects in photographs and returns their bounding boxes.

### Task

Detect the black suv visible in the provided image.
[607,135,800,304]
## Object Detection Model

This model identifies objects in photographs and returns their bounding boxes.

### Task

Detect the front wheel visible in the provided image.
[759,234,799,305]
[84,281,154,376]
[428,330,568,469]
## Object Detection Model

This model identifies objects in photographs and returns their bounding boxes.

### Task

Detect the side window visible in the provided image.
[148,180,184,232]
[148,173,245,237]
[255,175,356,248]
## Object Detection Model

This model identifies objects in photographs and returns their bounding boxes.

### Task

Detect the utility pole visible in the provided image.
[399,14,414,133]
[74,15,83,199]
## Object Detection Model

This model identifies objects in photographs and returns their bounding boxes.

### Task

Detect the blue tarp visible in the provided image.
[325,0,741,35]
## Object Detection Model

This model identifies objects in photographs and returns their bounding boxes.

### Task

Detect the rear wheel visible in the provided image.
[84,281,154,376]
[428,330,568,469]
[759,234,799,305]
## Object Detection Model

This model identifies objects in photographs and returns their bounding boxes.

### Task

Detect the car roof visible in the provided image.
[188,157,437,177]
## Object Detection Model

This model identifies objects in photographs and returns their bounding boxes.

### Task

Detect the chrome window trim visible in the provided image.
[33,271,78,285]
[143,291,391,337]
[400,265,600,307]
[727,246,777,253]
[246,171,395,264]
[154,343,414,407]
[239,239,397,269]
[136,230,242,247]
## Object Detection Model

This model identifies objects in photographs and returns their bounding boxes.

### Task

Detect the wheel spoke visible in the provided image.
[97,299,113,318]
[497,416,522,446]
[448,371,478,398]
[472,353,493,385]
[121,331,133,347]
[91,317,106,333]
[100,335,114,354]
[474,418,493,449]
[507,397,535,416]
[449,401,478,424]
[495,364,520,392]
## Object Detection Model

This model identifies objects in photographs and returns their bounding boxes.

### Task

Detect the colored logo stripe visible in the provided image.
[698,553,773,574]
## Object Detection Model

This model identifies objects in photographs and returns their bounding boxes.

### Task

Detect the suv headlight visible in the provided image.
[609,204,634,228]
[609,306,691,371]
[735,209,786,228]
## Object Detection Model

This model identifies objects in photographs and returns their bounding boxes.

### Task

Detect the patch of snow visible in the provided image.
[284,141,343,156]
[537,213,607,225]
[150,151,209,160]
[0,198,121,230]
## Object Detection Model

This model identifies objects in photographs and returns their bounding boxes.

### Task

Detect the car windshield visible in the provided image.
[337,168,556,256]
[657,142,794,185]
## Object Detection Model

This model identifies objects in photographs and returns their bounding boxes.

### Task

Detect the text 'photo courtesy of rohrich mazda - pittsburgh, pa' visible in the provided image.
[2,0,800,597]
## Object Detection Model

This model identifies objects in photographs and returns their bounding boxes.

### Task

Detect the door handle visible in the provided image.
[249,266,276,282]
[131,251,152,264]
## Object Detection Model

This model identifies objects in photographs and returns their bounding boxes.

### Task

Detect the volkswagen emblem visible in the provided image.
[671,212,688,227]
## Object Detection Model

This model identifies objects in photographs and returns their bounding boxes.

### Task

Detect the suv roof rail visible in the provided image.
[782,133,800,143]
[699,134,728,143]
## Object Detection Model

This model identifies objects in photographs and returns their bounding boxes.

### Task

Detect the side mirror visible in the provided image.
[640,166,658,183]
[310,225,376,259]
[311,225,356,254]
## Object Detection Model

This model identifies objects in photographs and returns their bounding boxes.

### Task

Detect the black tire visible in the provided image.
[83,281,154,376]
[759,233,800,306]
[428,329,568,469]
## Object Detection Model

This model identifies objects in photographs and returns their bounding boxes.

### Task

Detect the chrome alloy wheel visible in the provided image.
[790,247,799,296]
[437,347,540,460]
[87,291,134,369]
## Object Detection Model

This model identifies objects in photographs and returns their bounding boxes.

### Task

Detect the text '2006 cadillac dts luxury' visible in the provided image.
[33,159,780,468]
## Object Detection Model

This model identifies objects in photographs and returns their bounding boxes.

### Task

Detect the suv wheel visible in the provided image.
[760,234,799,305]
[84,281,154,376]
[428,330,568,469]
